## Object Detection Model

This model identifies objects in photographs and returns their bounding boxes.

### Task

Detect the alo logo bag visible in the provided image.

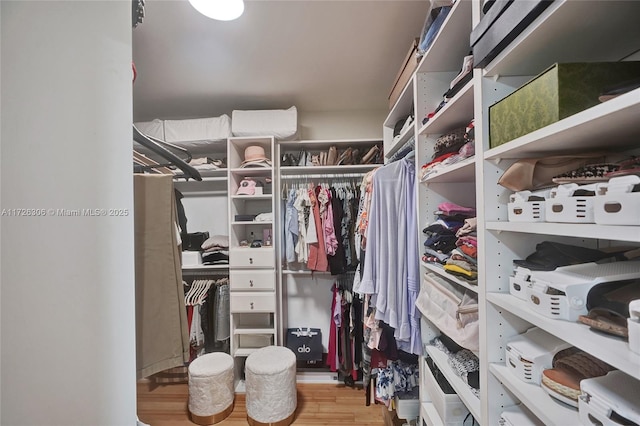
[285,328,323,362]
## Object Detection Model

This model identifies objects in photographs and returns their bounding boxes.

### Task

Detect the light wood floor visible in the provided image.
[137,381,392,426]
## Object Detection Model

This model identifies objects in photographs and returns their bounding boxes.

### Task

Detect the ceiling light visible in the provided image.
[188,0,244,21]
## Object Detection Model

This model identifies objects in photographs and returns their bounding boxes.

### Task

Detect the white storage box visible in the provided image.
[394,390,420,423]
[545,183,597,223]
[163,115,231,143]
[594,175,640,225]
[628,299,640,355]
[507,189,549,222]
[182,251,203,266]
[500,404,544,426]
[510,266,534,301]
[232,106,298,140]
[423,356,469,425]
[505,327,571,385]
[525,260,640,321]
[579,370,640,426]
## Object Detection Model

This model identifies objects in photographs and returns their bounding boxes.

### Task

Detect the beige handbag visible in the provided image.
[498,153,605,191]
[327,145,338,165]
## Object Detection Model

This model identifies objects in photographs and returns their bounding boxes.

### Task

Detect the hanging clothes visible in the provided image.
[358,157,421,355]
[135,174,190,379]
[307,186,329,271]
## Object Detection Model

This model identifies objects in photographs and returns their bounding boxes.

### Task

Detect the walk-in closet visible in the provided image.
[2,1,640,425]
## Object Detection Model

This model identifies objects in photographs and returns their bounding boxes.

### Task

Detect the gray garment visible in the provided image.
[215,283,230,341]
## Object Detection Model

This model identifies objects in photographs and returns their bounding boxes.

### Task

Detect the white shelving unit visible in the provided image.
[391,1,640,425]
[474,1,640,425]
[276,138,382,382]
[226,136,278,389]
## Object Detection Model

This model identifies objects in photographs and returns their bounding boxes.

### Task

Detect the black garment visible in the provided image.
[175,189,188,235]
[328,188,347,275]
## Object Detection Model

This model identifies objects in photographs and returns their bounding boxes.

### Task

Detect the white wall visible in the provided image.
[298,109,386,140]
[1,2,136,424]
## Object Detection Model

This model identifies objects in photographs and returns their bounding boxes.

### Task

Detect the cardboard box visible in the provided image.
[470,0,553,68]
[388,38,420,109]
[489,61,640,148]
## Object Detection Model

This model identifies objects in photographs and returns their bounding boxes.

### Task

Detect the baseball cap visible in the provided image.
[236,178,263,195]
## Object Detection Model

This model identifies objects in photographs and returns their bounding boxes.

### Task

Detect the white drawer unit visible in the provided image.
[229,247,275,268]
[230,269,276,291]
[230,292,276,313]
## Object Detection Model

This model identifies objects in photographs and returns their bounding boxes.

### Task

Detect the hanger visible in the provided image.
[133,150,174,175]
[133,124,202,181]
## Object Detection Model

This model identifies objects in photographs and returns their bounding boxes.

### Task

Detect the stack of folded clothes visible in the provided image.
[420,120,475,181]
[431,334,480,397]
[201,235,229,265]
[444,217,478,283]
[423,203,477,283]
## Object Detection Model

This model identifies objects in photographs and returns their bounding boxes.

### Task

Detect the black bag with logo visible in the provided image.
[285,328,323,362]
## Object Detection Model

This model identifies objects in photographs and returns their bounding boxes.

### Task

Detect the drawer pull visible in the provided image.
[249,280,254,287]
[250,302,254,310]
[249,257,254,264]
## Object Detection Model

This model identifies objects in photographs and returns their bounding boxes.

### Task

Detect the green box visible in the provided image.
[489,62,640,148]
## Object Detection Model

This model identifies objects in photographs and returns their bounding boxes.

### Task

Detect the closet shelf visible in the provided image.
[420,156,475,184]
[385,123,414,160]
[229,167,273,176]
[230,194,273,200]
[421,261,478,294]
[174,173,227,182]
[279,139,381,149]
[416,0,472,74]
[234,347,259,357]
[425,345,481,421]
[418,79,474,136]
[280,165,379,175]
[230,221,273,226]
[485,221,640,243]
[385,74,415,128]
[233,327,276,335]
[282,270,332,276]
[420,402,445,426]
[182,264,229,271]
[489,363,579,426]
[484,0,640,78]
[488,292,640,378]
[485,87,640,161]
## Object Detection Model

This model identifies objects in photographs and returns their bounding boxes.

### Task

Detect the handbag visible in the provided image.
[415,272,479,352]
[285,327,323,361]
[498,153,605,192]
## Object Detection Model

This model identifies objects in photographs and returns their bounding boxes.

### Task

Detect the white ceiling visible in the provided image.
[132,0,431,122]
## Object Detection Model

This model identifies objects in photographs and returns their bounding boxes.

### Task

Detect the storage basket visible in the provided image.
[526,261,640,321]
[510,266,533,301]
[423,356,469,425]
[545,183,597,223]
[499,404,544,426]
[505,327,571,385]
[579,370,640,426]
[594,175,640,225]
[507,190,549,222]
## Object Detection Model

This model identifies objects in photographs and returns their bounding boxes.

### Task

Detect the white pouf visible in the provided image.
[245,346,297,426]
[188,352,235,425]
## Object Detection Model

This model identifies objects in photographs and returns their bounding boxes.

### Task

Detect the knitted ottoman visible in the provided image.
[245,346,297,426]
[188,352,235,425]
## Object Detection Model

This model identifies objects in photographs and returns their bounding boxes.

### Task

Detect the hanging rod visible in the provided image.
[280,172,369,180]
